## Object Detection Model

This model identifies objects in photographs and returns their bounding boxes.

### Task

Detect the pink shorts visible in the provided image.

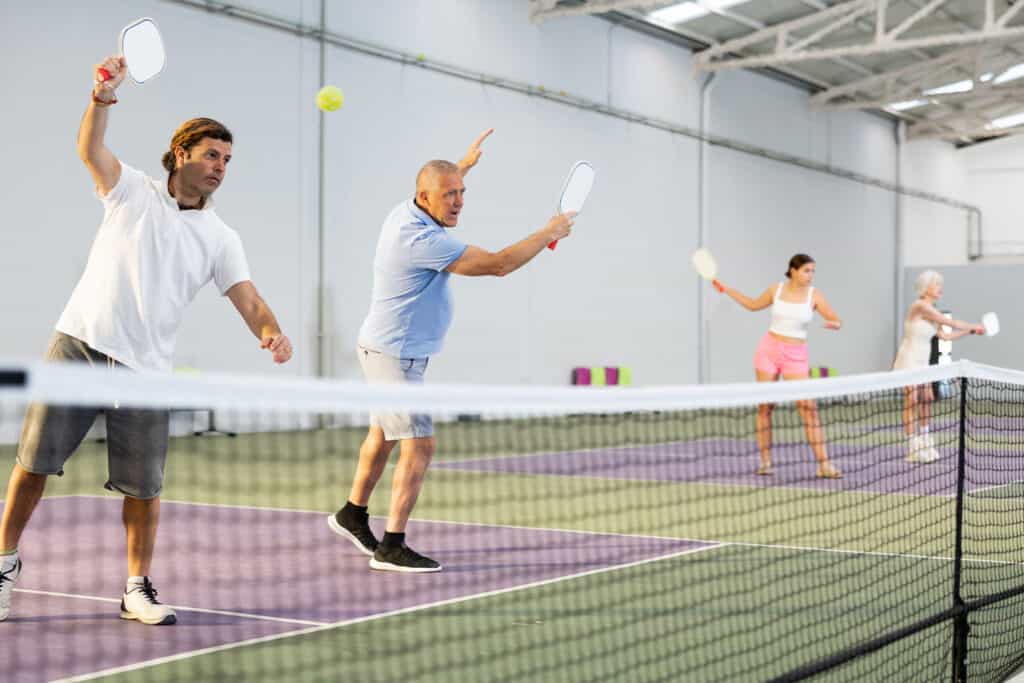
[753,332,809,378]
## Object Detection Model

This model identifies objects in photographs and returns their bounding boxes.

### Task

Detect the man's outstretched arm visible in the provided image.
[226,281,293,364]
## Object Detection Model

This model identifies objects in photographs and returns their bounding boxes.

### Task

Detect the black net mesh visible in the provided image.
[0,366,1022,681]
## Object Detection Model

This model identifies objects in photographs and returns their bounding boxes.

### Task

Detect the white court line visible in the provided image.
[52,543,722,682]
[63,494,1021,565]
[435,450,958,501]
[410,514,715,544]
[13,588,325,627]
[969,480,1024,496]
[64,493,711,544]
[434,438,704,466]
[65,492,329,517]
[724,540,1024,567]
[44,493,1024,681]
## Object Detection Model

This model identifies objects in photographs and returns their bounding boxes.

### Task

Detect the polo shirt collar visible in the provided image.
[408,199,440,228]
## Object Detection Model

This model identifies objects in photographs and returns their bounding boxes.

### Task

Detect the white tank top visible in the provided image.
[768,283,814,340]
[893,315,937,370]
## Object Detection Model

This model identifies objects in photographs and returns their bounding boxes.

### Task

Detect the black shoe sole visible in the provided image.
[327,515,377,557]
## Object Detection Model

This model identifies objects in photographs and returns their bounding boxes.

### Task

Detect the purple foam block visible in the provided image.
[573,367,591,385]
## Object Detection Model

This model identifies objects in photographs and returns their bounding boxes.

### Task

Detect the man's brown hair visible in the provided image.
[161,118,233,173]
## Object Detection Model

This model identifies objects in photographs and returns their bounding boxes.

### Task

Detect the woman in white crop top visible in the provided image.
[894,270,983,463]
[717,254,843,479]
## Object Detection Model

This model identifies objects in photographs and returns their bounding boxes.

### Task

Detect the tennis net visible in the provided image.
[0,360,1023,682]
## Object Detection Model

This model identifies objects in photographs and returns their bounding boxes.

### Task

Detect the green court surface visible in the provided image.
[2,404,1022,682]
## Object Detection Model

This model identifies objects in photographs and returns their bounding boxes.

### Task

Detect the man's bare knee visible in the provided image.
[403,436,435,460]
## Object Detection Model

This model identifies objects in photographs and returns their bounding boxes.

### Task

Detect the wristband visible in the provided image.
[91,91,117,107]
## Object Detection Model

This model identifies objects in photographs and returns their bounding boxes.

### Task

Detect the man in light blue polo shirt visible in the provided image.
[328,129,574,572]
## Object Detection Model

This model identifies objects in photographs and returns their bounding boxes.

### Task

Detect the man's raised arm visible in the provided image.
[78,56,125,195]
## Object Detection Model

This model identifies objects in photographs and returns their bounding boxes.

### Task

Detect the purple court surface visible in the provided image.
[1,496,704,682]
[437,438,1024,497]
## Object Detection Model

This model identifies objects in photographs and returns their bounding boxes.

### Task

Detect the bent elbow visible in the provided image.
[491,255,514,277]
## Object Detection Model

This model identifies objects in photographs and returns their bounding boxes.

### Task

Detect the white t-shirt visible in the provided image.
[56,163,251,372]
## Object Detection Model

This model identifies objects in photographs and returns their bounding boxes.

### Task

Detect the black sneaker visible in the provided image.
[370,543,442,573]
[327,510,379,557]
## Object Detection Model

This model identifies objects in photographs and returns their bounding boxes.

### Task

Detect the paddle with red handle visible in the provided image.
[549,161,595,250]
[96,18,166,85]
[691,248,724,292]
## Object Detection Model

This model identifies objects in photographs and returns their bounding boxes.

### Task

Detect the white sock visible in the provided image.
[920,425,929,434]
[126,576,147,591]
[0,550,17,571]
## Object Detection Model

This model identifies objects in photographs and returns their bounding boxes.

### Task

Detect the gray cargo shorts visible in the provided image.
[17,332,170,499]
[357,345,432,440]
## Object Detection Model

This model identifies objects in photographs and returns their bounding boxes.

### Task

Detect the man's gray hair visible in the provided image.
[416,160,461,190]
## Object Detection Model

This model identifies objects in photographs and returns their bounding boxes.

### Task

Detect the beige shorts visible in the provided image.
[357,345,432,440]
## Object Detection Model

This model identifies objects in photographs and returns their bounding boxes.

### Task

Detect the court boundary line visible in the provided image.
[969,480,1022,496]
[63,493,705,544]
[37,494,1024,681]
[12,588,325,627]
[433,435,911,467]
[12,585,323,626]
[56,493,1024,567]
[52,543,721,682]
[52,528,1024,683]
[724,540,1024,567]
[434,449,963,500]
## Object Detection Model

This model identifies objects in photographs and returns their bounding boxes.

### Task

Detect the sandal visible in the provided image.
[816,463,842,479]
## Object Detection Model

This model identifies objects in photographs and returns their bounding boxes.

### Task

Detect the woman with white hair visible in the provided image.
[894,270,983,463]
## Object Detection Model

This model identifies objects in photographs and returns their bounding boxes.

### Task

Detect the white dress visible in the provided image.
[893,315,937,370]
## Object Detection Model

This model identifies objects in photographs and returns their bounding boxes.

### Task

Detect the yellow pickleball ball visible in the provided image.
[316,85,344,112]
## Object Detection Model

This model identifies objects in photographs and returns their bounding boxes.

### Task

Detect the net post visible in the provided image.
[950,375,970,683]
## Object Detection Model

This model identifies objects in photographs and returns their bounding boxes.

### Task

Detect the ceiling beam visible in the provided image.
[528,0,658,23]
[908,121,1024,142]
[695,0,1024,72]
[810,47,1024,111]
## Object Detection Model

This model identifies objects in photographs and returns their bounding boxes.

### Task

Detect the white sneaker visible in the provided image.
[919,433,941,463]
[0,554,21,622]
[120,577,177,625]
[906,434,924,463]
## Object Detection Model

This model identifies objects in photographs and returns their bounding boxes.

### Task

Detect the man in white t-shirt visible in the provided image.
[0,55,293,625]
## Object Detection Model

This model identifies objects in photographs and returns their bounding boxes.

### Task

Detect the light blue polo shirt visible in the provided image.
[357,199,468,358]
